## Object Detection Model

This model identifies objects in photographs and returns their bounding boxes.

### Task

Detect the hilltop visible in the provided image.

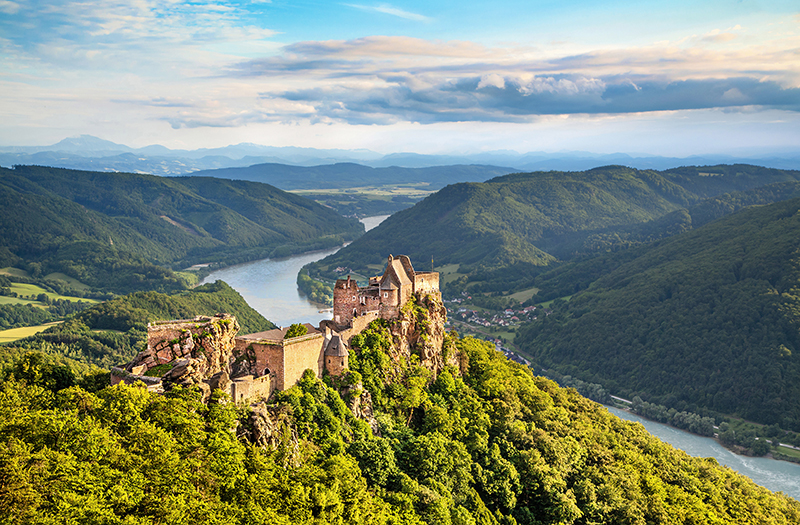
[0,165,363,293]
[2,315,799,523]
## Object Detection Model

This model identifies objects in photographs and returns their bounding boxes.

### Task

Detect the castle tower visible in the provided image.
[324,334,349,376]
[333,275,359,327]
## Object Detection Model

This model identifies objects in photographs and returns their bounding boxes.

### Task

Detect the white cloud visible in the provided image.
[0,0,20,14]
[345,3,431,22]
[477,73,505,90]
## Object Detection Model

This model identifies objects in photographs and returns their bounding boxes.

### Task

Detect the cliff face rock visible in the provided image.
[340,383,380,436]
[240,402,301,465]
[389,292,458,376]
[123,314,240,397]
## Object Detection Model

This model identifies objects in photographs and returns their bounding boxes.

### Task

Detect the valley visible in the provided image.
[4,161,800,522]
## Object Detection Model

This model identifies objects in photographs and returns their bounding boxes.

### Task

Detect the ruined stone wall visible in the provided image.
[230,375,273,403]
[333,278,359,326]
[414,272,439,295]
[283,333,326,387]
[380,302,400,321]
[398,255,415,280]
[238,340,285,388]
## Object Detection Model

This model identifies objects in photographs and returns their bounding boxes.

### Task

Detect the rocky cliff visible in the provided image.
[388,292,458,376]
[118,314,240,399]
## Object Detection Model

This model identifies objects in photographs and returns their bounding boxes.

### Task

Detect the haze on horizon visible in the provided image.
[1,0,799,158]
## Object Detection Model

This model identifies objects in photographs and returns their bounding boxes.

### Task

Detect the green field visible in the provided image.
[8,283,98,304]
[44,272,90,291]
[775,445,800,460]
[509,286,540,302]
[291,183,433,199]
[0,322,59,343]
[0,296,42,306]
[0,267,31,278]
[539,295,573,308]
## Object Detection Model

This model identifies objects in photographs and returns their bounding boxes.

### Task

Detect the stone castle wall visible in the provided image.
[325,354,347,376]
[333,277,359,326]
[282,333,326,388]
[414,272,439,295]
[230,375,272,403]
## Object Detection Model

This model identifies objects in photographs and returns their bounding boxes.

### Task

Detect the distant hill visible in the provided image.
[189,162,516,190]
[2,135,798,174]
[517,196,800,429]
[307,164,800,291]
[0,165,363,293]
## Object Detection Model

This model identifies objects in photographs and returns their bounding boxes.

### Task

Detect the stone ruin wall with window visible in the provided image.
[112,255,439,404]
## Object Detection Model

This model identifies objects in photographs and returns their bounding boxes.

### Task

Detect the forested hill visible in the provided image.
[0,165,363,293]
[3,323,799,522]
[517,196,800,429]
[1,280,275,370]
[191,162,515,190]
[307,164,800,285]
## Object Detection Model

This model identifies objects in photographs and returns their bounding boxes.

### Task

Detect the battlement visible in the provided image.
[333,255,440,328]
[113,255,439,404]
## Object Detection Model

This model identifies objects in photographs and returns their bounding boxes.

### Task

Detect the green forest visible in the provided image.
[0,165,364,293]
[517,197,800,429]
[2,319,799,524]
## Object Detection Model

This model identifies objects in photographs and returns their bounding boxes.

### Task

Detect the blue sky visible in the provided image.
[1,0,798,156]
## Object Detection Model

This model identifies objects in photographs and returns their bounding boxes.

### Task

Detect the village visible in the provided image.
[442,293,542,368]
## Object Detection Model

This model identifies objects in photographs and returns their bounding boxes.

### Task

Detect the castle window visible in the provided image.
[384,292,388,298]
[352,296,356,301]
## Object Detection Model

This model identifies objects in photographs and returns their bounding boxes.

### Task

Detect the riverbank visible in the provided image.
[606,406,800,500]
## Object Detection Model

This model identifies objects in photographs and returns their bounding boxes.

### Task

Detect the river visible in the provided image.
[200,215,799,500]
[199,215,388,327]
[607,406,800,500]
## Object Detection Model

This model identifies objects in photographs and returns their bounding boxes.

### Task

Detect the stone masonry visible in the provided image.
[112,255,441,404]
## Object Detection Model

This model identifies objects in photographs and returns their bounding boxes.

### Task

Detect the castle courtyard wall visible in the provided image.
[283,333,326,387]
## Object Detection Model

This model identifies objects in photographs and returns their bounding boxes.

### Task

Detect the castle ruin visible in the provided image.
[111,255,440,403]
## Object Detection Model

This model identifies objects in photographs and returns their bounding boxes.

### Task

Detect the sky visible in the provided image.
[1,0,799,156]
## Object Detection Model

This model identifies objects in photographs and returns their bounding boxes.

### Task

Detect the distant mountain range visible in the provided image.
[2,135,798,176]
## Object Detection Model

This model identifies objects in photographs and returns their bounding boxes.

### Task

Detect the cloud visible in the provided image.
[216,33,800,125]
[345,3,431,22]
[701,28,740,43]
[0,0,20,14]
[0,0,278,72]
[269,75,800,125]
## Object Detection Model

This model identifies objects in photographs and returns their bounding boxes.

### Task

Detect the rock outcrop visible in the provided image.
[388,292,458,376]
[113,314,240,399]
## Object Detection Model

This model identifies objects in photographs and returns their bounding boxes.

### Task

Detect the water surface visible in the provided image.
[607,406,800,500]
[200,215,388,327]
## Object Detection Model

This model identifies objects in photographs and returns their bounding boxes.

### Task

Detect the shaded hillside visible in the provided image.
[1,280,275,369]
[192,162,515,190]
[517,197,800,429]
[0,165,363,292]
[531,180,800,302]
[308,164,800,289]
